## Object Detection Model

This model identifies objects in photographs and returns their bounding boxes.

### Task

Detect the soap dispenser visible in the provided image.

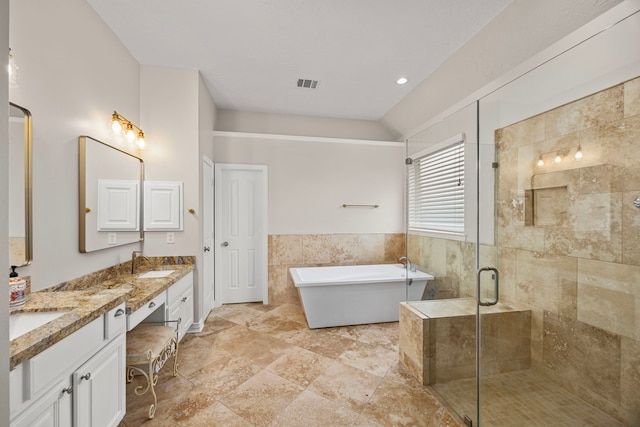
[9,265,27,307]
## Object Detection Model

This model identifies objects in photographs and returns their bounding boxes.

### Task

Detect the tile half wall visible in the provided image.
[268,233,405,304]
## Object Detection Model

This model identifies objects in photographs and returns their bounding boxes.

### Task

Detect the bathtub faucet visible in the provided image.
[399,256,416,272]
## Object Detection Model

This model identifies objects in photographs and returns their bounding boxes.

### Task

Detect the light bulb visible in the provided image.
[136,132,146,149]
[554,154,562,163]
[537,157,544,167]
[125,123,136,143]
[396,77,408,85]
[111,113,123,134]
[574,146,583,159]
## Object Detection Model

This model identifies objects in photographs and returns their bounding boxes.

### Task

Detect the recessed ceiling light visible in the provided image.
[396,77,408,85]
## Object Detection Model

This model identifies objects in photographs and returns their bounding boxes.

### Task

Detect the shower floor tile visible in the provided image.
[432,369,624,426]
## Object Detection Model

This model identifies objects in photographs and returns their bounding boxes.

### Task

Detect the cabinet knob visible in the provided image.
[80,373,91,381]
[181,297,188,302]
[222,241,229,247]
[204,246,211,252]
[148,302,156,309]
[62,386,73,394]
[114,308,125,317]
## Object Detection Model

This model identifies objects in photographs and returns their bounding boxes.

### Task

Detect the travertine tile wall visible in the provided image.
[406,76,640,424]
[268,233,405,304]
[496,76,640,424]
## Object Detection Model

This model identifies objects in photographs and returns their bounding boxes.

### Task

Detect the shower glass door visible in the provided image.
[405,101,482,423]
[476,8,640,426]
[407,6,640,426]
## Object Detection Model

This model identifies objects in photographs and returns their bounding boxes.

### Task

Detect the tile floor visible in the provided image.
[433,370,623,426]
[119,302,462,427]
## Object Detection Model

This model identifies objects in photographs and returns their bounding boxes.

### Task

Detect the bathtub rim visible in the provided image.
[289,263,434,288]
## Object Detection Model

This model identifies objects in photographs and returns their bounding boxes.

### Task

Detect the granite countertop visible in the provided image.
[9,264,195,370]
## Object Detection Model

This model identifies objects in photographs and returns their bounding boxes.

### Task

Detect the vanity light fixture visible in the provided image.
[537,156,544,167]
[554,154,562,163]
[574,145,583,159]
[8,48,19,87]
[110,111,146,149]
[396,77,408,85]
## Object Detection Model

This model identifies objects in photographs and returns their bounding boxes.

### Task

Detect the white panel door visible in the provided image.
[215,164,268,304]
[202,157,215,314]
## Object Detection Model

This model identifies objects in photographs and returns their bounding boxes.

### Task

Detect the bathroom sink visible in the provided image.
[137,270,175,279]
[10,311,68,341]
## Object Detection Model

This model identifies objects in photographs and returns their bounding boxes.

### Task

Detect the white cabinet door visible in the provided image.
[144,181,183,230]
[179,287,194,340]
[167,298,182,338]
[73,335,126,427]
[167,287,193,342]
[11,378,72,427]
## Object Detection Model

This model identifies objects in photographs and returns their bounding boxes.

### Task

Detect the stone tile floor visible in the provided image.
[119,302,462,426]
[433,369,624,427]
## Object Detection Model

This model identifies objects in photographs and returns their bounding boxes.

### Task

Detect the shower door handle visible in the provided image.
[477,267,499,306]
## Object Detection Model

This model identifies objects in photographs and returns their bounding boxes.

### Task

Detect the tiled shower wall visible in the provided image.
[268,233,405,304]
[409,76,640,424]
[494,76,640,424]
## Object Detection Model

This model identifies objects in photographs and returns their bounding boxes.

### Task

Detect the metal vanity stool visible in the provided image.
[125,320,180,419]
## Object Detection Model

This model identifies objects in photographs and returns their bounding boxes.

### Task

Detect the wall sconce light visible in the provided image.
[8,48,19,87]
[536,145,584,167]
[110,111,146,149]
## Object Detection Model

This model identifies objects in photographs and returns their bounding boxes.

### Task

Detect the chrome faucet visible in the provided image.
[399,256,416,272]
[131,250,150,274]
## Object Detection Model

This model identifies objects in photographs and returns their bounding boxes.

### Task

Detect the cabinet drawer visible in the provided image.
[167,272,193,302]
[104,303,126,340]
[127,292,165,331]
[29,316,103,399]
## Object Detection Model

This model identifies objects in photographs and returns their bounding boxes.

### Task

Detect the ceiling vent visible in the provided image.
[296,78,319,89]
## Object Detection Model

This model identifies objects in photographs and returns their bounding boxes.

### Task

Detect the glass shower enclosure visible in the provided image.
[404,7,640,426]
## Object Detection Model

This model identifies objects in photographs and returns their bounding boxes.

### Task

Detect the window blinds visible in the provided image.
[408,139,465,233]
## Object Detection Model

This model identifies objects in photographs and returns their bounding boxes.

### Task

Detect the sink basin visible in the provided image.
[10,311,68,341]
[137,270,175,279]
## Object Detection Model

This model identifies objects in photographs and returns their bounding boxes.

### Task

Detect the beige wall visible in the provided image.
[217,109,399,141]
[213,134,405,235]
[9,0,141,290]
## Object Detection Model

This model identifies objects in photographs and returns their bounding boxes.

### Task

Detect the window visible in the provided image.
[408,134,465,234]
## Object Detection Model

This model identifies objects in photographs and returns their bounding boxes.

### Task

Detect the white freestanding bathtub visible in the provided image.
[289,264,434,328]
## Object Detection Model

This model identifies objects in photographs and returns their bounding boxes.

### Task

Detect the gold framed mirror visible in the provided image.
[79,135,144,252]
[9,103,33,267]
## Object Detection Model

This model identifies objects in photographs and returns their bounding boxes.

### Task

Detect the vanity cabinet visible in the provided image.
[73,335,126,427]
[11,377,72,427]
[10,303,127,427]
[166,272,194,341]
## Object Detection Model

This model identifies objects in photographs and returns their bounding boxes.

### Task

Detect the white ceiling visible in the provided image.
[86,0,514,121]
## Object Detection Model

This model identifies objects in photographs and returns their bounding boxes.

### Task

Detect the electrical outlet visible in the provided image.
[166,232,175,244]
[108,233,117,244]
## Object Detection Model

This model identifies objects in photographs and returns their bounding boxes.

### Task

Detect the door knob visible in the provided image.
[204,246,211,252]
[222,241,229,247]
